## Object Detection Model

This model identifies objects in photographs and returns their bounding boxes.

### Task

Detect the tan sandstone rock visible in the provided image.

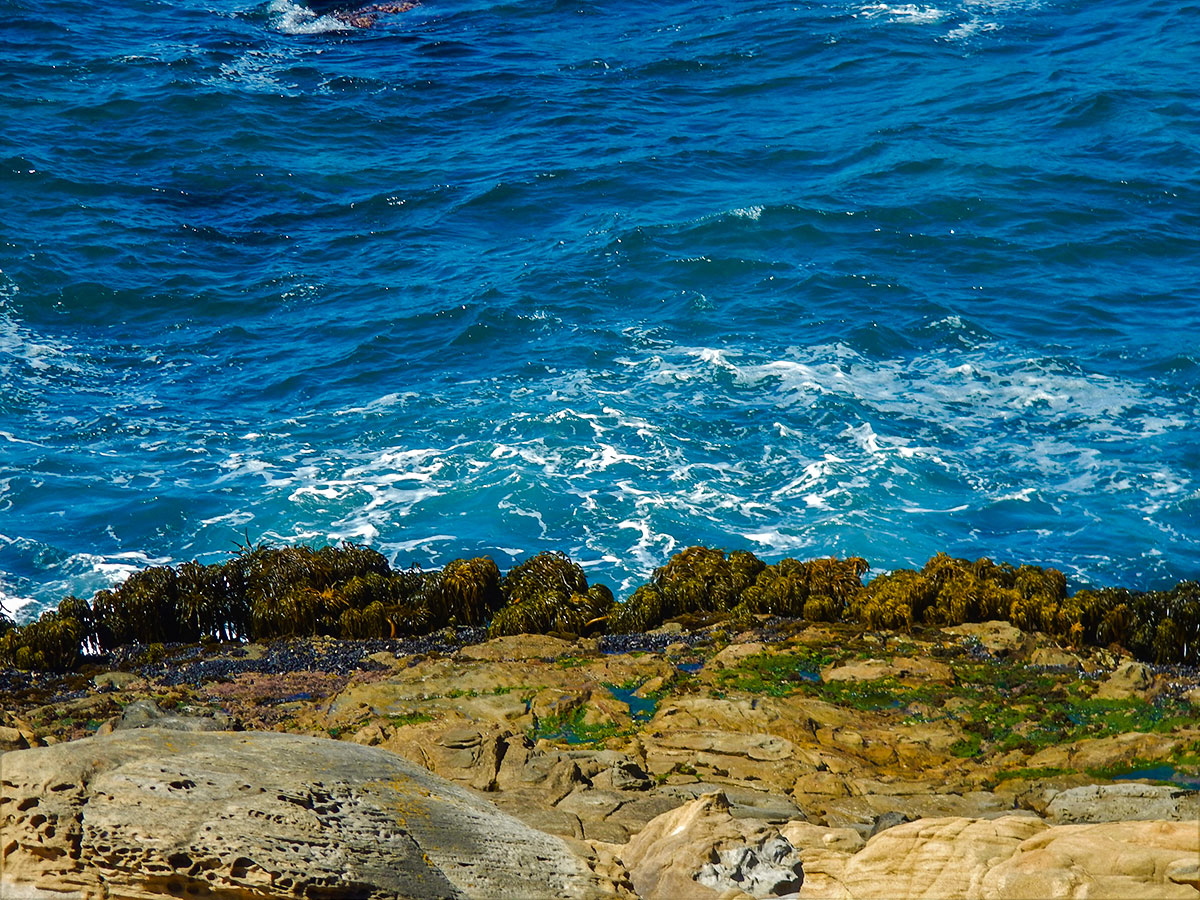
[456,633,579,661]
[980,820,1200,899]
[797,816,1048,898]
[0,728,625,899]
[942,621,1033,657]
[1095,660,1154,700]
[821,657,953,685]
[619,792,801,900]
[791,814,1199,899]
[1044,782,1200,824]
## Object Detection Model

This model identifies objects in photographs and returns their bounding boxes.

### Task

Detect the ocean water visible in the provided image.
[2,0,1198,618]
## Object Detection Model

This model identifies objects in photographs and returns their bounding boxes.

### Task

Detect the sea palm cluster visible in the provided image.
[488,551,613,637]
[0,543,1196,671]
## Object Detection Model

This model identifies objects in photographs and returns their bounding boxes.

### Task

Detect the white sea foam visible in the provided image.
[0,431,43,447]
[859,3,949,24]
[498,500,548,536]
[11,320,1171,613]
[730,205,765,220]
[199,510,255,528]
[617,519,678,579]
[741,529,809,553]
[994,488,1037,503]
[576,444,643,474]
[269,0,351,34]
[0,584,37,616]
[337,393,421,416]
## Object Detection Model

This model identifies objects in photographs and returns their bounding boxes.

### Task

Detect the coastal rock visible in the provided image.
[1095,660,1154,699]
[790,815,1200,899]
[980,820,1200,899]
[457,634,578,661]
[619,791,797,900]
[710,641,769,668]
[92,670,141,692]
[942,621,1033,658]
[1043,782,1200,823]
[0,724,31,752]
[696,834,805,898]
[811,791,1018,836]
[797,815,1048,898]
[0,729,624,899]
[820,657,954,685]
[102,698,236,733]
[1024,730,1186,773]
[1028,647,1081,669]
[780,821,866,854]
[657,781,805,822]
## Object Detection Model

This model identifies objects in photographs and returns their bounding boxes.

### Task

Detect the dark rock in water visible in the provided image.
[307,0,417,28]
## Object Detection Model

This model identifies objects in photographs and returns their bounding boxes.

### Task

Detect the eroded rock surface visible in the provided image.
[788,814,1200,899]
[0,729,625,899]
[619,791,798,900]
[1044,782,1200,824]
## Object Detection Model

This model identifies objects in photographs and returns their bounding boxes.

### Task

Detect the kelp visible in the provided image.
[735,556,869,622]
[850,554,1068,634]
[91,566,184,650]
[0,609,84,672]
[489,551,612,637]
[2,540,1198,671]
[609,546,766,632]
[237,543,394,639]
[424,556,504,627]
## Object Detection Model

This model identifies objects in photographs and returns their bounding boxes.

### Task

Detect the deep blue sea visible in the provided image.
[2,0,1199,618]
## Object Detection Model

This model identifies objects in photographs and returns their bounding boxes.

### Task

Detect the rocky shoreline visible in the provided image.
[2,615,1198,898]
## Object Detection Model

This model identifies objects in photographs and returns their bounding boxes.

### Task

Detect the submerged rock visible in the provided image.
[0,729,624,899]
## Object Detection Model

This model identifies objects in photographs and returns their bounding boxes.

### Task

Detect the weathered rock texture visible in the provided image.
[0,729,625,899]
[791,814,1200,899]
[616,797,1200,900]
[619,790,801,900]
[1044,782,1200,824]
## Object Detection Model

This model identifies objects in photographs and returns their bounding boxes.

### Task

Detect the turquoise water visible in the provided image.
[1113,765,1200,790]
[2,0,1198,617]
[603,683,659,721]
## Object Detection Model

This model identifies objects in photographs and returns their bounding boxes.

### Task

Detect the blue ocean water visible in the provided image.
[2,0,1198,618]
